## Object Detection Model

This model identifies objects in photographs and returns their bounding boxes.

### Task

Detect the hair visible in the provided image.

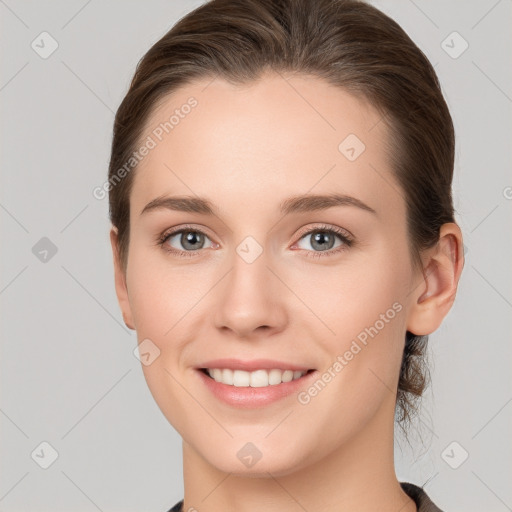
[108,0,455,429]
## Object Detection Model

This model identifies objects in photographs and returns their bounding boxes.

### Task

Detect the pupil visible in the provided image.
[313,232,333,251]
[183,231,203,249]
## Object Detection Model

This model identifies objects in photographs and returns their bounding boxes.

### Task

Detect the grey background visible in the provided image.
[1,0,511,511]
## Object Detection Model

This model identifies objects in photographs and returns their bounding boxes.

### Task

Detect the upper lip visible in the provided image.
[197,358,314,372]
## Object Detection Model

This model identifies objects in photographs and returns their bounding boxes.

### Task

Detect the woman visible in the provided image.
[108,0,464,510]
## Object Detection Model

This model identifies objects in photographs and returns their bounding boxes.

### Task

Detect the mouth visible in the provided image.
[199,368,316,387]
[195,362,319,408]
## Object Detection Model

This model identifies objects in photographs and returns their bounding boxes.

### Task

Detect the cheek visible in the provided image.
[126,246,202,340]
[288,250,406,336]
[297,252,409,387]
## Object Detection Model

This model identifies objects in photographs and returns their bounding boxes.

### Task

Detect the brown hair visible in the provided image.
[108,0,455,428]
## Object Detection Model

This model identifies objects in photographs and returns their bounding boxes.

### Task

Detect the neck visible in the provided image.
[181,399,416,512]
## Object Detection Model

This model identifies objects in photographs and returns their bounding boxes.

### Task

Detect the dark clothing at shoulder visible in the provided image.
[167,499,183,512]
[166,481,443,512]
[400,482,444,511]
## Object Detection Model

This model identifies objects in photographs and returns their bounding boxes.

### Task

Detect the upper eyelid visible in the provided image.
[294,223,353,240]
[160,223,214,242]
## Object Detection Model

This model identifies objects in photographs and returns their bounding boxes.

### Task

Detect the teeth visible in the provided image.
[269,369,283,385]
[206,368,307,387]
[221,368,234,385]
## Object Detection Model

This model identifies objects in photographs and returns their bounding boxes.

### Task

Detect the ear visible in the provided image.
[406,222,465,336]
[110,227,135,330]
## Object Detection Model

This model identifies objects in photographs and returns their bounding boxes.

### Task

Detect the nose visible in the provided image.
[213,246,288,339]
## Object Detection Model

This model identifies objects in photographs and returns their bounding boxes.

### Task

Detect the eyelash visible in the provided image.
[156,223,354,259]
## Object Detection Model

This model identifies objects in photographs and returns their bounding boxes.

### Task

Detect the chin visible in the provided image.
[199,440,310,478]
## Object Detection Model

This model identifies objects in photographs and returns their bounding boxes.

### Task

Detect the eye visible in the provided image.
[157,223,354,259]
[158,225,216,258]
[292,224,354,259]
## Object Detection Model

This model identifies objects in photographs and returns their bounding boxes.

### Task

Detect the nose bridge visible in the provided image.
[228,233,274,309]
[213,232,286,336]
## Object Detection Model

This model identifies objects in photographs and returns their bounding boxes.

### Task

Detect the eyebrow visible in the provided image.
[140,193,377,217]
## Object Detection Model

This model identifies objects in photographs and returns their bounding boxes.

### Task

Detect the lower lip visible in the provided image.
[196,369,318,408]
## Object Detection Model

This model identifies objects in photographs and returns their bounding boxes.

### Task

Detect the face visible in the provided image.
[113,73,427,476]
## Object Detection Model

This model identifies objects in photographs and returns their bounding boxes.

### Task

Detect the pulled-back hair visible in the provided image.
[108,0,455,428]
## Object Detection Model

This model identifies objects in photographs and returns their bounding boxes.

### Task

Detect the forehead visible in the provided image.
[131,73,402,221]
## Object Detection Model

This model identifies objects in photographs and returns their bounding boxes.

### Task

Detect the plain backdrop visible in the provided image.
[1,1,511,511]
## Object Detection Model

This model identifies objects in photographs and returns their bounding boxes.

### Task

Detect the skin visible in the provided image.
[111,72,464,512]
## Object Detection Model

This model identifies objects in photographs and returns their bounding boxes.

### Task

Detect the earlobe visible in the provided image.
[110,227,135,330]
[406,222,465,336]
